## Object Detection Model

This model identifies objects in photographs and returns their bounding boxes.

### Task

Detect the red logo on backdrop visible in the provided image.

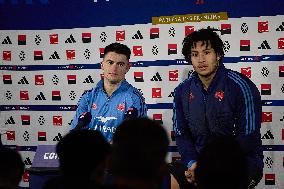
[153,114,163,122]
[221,24,231,35]
[195,0,204,4]
[280,66,284,77]
[18,34,26,45]
[117,103,125,111]
[261,84,271,95]
[53,116,62,126]
[265,173,275,185]
[6,131,15,140]
[22,170,29,182]
[35,75,44,85]
[20,91,29,100]
[66,50,75,60]
[152,88,162,98]
[49,34,58,44]
[3,75,12,84]
[34,51,43,60]
[282,129,284,141]
[189,92,194,101]
[185,26,195,36]
[3,51,11,61]
[240,40,250,51]
[241,67,251,78]
[262,112,272,122]
[150,28,159,39]
[116,30,125,41]
[134,72,144,82]
[92,103,97,110]
[82,32,91,43]
[133,46,143,56]
[99,48,105,58]
[258,21,269,33]
[168,44,177,55]
[67,75,76,84]
[278,38,284,49]
[215,91,224,101]
[169,70,179,81]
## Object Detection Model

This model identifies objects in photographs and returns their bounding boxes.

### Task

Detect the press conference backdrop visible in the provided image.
[0,0,284,188]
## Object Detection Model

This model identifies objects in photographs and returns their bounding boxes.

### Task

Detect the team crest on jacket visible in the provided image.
[117,103,125,111]
[92,103,97,110]
[189,92,194,101]
[215,91,224,101]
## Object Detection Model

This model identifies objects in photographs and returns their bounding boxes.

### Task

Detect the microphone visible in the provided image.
[74,112,92,130]
[124,107,138,120]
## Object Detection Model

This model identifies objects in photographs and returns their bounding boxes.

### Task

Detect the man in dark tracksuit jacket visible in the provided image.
[172,29,263,188]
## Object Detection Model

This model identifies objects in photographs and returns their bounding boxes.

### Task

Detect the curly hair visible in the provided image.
[182,28,224,64]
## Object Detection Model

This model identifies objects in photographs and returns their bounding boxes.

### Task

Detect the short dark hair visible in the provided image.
[56,130,110,178]
[110,118,169,180]
[104,42,131,60]
[182,28,224,64]
[0,147,25,187]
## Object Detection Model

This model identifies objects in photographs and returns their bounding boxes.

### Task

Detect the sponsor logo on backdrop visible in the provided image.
[35,92,46,101]
[134,72,144,82]
[3,75,12,84]
[52,91,61,101]
[240,67,251,78]
[35,35,42,45]
[258,40,271,49]
[152,45,159,55]
[19,50,26,61]
[258,21,269,33]
[34,50,43,60]
[261,67,269,77]
[220,23,231,35]
[18,34,26,45]
[240,40,250,51]
[265,174,275,185]
[150,28,159,39]
[133,46,143,56]
[84,49,91,59]
[5,91,12,100]
[132,30,143,39]
[65,34,76,43]
[278,38,284,49]
[67,75,76,84]
[262,112,272,122]
[20,91,29,100]
[152,88,162,98]
[66,50,76,60]
[35,75,44,85]
[2,36,12,44]
[49,34,58,44]
[241,23,248,33]
[169,70,178,81]
[82,32,91,43]
[5,116,15,125]
[168,27,175,37]
[261,130,274,139]
[49,51,60,59]
[6,131,15,140]
[153,114,163,124]
[185,26,195,36]
[168,44,177,55]
[99,48,105,58]
[100,32,107,42]
[83,75,94,83]
[116,30,125,41]
[18,76,29,85]
[53,116,63,126]
[38,132,47,141]
[21,115,30,125]
[23,131,30,141]
[276,22,284,31]
[3,51,11,61]
[261,84,271,95]
[151,72,162,81]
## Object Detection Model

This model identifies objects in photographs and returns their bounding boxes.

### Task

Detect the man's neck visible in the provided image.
[198,73,216,91]
[103,80,123,97]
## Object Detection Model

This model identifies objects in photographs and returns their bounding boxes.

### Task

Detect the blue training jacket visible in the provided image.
[173,63,263,182]
[71,79,147,142]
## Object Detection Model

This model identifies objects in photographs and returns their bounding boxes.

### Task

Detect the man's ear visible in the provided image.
[101,62,104,70]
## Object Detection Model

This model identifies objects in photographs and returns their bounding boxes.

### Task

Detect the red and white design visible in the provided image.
[116,30,125,41]
[133,46,143,56]
[262,112,272,122]
[152,88,162,98]
[240,40,250,51]
[6,131,15,140]
[49,34,58,44]
[99,48,105,58]
[22,170,30,182]
[92,103,97,110]
[53,116,63,126]
[20,91,29,100]
[82,32,91,43]
[169,70,178,81]
[168,44,177,55]
[66,50,76,60]
[214,91,224,101]
[258,21,269,33]
[185,26,195,36]
[278,38,284,49]
[34,51,43,60]
[153,113,163,122]
[35,75,44,85]
[3,51,11,61]
[117,103,125,111]
[150,28,159,39]
[18,34,26,45]
[134,71,144,82]
[241,67,252,78]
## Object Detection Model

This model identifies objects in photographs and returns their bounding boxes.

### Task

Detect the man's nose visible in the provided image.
[197,53,205,62]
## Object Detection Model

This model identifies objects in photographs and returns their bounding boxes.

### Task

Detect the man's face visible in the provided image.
[190,41,220,78]
[101,52,130,85]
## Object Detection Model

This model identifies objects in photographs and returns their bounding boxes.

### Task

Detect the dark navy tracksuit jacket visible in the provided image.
[173,63,263,182]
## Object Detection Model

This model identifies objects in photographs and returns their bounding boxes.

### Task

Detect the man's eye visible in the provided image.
[191,53,197,57]
[205,51,211,55]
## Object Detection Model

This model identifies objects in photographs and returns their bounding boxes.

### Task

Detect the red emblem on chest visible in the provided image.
[92,103,97,110]
[189,92,194,101]
[215,91,224,101]
[117,103,125,111]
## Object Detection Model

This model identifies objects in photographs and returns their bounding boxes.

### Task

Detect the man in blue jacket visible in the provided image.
[71,43,147,142]
[172,28,263,188]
